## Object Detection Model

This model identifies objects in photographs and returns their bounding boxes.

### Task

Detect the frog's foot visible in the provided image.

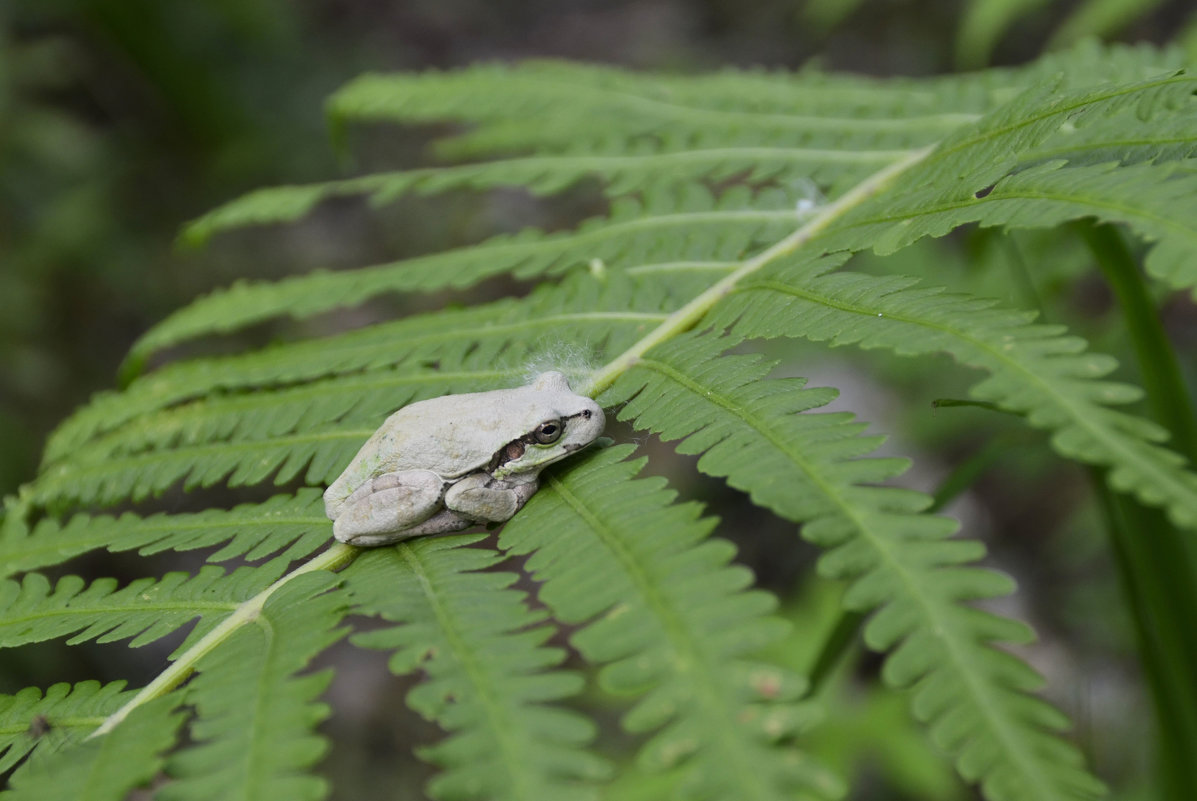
[445,473,539,523]
[339,508,480,545]
[332,470,444,545]
[398,509,478,537]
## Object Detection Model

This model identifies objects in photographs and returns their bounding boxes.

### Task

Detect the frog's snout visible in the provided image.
[568,401,606,446]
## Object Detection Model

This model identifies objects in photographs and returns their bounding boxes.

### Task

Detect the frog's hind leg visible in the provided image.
[332,470,444,545]
[338,509,476,545]
[444,473,539,523]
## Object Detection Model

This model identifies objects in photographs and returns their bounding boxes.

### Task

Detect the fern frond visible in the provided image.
[41,366,524,472]
[1018,112,1197,166]
[222,82,1184,259]
[832,159,1197,297]
[706,259,1197,529]
[820,73,1197,295]
[33,424,373,508]
[939,69,1195,169]
[70,363,526,462]
[158,571,345,801]
[0,492,327,579]
[2,695,182,801]
[500,445,842,801]
[600,332,1103,801]
[0,682,133,774]
[327,61,978,158]
[181,150,900,246]
[37,287,670,510]
[144,183,796,361]
[153,62,1196,367]
[49,302,523,462]
[0,560,292,653]
[343,534,610,801]
[52,273,667,463]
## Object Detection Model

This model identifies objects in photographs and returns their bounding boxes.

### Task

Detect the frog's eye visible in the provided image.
[534,419,563,444]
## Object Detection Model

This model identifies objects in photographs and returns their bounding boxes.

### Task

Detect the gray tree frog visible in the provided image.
[324,371,605,546]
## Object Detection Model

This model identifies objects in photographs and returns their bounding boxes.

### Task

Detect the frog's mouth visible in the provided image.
[488,409,599,476]
[492,439,527,470]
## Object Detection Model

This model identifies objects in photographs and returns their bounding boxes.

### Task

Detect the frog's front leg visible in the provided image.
[444,472,539,524]
[332,470,445,546]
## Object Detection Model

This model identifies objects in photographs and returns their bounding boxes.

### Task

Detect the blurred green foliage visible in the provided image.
[0,0,342,496]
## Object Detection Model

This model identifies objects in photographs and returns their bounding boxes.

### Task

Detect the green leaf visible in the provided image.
[0,682,134,774]
[501,445,844,801]
[820,72,1197,297]
[3,695,183,801]
[158,571,346,801]
[148,184,796,362]
[602,332,1104,801]
[343,534,610,801]
[326,61,980,159]
[0,562,289,653]
[180,150,897,247]
[0,491,328,579]
[707,258,1197,530]
[47,272,668,471]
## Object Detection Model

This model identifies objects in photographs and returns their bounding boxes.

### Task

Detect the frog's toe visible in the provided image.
[332,508,403,544]
[334,527,403,547]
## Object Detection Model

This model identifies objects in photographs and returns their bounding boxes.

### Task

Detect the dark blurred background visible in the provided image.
[2,2,1195,798]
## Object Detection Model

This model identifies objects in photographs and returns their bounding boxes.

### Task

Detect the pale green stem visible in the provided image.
[581,144,936,398]
[87,543,359,739]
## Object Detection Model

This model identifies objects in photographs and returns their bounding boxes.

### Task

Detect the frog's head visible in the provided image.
[490,371,605,479]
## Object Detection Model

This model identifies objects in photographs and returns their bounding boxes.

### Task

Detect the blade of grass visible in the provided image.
[1091,481,1197,801]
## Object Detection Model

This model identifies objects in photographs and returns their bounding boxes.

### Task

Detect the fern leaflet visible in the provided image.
[156,572,345,801]
[601,331,1104,801]
[2,695,182,801]
[0,682,137,775]
[501,445,843,801]
[705,258,1197,528]
[0,491,328,579]
[0,563,288,652]
[343,534,611,801]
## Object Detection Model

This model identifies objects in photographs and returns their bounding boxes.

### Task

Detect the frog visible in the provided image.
[324,371,605,546]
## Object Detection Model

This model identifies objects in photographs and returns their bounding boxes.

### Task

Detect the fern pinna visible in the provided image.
[3,40,1196,801]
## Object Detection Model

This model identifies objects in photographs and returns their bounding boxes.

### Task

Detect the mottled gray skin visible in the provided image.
[324,371,604,546]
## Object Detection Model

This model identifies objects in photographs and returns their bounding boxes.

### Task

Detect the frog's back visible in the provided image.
[360,395,511,476]
[325,386,535,517]
[324,374,598,520]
